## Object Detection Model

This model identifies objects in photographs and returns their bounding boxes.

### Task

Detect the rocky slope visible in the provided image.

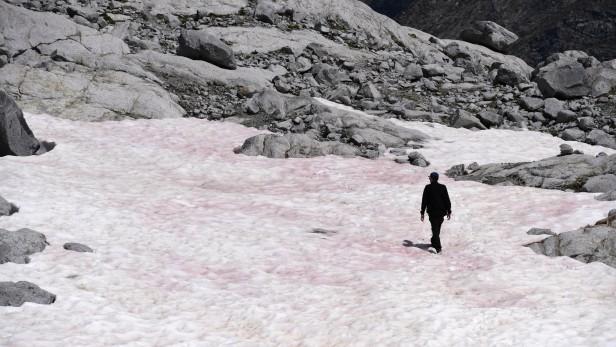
[360,0,616,65]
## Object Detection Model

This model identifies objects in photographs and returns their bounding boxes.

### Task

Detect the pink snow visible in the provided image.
[0,110,615,346]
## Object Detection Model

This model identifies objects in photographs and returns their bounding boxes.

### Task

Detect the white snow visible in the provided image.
[1,108,615,347]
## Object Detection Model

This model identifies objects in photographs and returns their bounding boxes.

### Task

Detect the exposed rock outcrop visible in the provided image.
[452,153,616,197]
[526,211,616,268]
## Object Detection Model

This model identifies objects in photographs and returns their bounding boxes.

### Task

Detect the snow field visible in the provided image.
[0,110,615,346]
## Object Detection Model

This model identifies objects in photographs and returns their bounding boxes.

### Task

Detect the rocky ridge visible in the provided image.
[1,0,613,160]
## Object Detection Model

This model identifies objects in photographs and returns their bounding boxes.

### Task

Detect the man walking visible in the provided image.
[420,172,452,254]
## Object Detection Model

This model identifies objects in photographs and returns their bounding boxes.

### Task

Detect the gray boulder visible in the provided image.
[560,128,586,142]
[555,110,578,123]
[177,30,237,70]
[0,228,48,264]
[245,89,287,119]
[493,65,528,86]
[403,63,423,81]
[559,144,574,156]
[0,196,18,217]
[534,56,589,99]
[577,117,596,131]
[0,281,56,306]
[254,0,278,24]
[446,164,467,177]
[63,242,94,253]
[312,63,347,87]
[450,109,487,130]
[477,110,503,128]
[0,90,41,156]
[408,152,430,167]
[543,98,564,119]
[519,97,544,112]
[358,82,381,100]
[586,129,616,149]
[582,174,616,193]
[460,21,519,52]
[596,190,616,201]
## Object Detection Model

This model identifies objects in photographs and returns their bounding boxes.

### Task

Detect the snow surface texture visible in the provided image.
[1,106,615,346]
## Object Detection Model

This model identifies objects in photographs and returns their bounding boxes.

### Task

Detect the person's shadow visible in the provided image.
[402,240,436,254]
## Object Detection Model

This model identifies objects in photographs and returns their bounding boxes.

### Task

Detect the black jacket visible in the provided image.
[421,182,451,217]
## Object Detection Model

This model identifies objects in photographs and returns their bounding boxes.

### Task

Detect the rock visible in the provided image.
[494,65,528,86]
[596,191,616,201]
[477,110,503,128]
[519,97,544,112]
[0,196,18,217]
[454,153,616,192]
[582,174,616,193]
[358,82,381,100]
[403,63,423,81]
[586,129,616,149]
[527,228,556,236]
[527,223,616,268]
[63,242,93,253]
[534,59,590,99]
[543,98,564,119]
[0,281,56,307]
[295,56,312,73]
[577,117,596,131]
[555,110,578,123]
[245,90,287,120]
[311,63,346,87]
[254,0,277,24]
[460,21,519,52]
[421,64,446,77]
[408,151,430,167]
[0,90,42,156]
[560,128,586,142]
[446,164,467,177]
[450,109,487,130]
[0,228,48,264]
[559,144,574,156]
[236,133,359,158]
[467,162,480,171]
[177,30,237,70]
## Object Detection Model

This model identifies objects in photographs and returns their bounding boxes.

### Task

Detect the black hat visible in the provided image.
[429,172,439,179]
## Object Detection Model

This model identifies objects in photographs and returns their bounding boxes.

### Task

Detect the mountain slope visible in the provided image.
[361,0,616,65]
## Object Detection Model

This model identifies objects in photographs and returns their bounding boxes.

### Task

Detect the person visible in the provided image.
[420,172,451,254]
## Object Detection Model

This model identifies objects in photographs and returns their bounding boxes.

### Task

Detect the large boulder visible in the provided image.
[533,52,616,99]
[449,109,487,130]
[460,21,519,52]
[177,30,237,70]
[0,228,48,264]
[583,174,616,193]
[0,90,40,156]
[0,281,56,306]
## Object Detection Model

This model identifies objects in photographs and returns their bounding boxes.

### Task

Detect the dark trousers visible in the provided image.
[428,214,444,251]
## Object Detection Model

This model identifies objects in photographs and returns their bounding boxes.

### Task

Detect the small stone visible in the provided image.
[527,228,556,236]
[559,144,573,156]
[63,243,93,253]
